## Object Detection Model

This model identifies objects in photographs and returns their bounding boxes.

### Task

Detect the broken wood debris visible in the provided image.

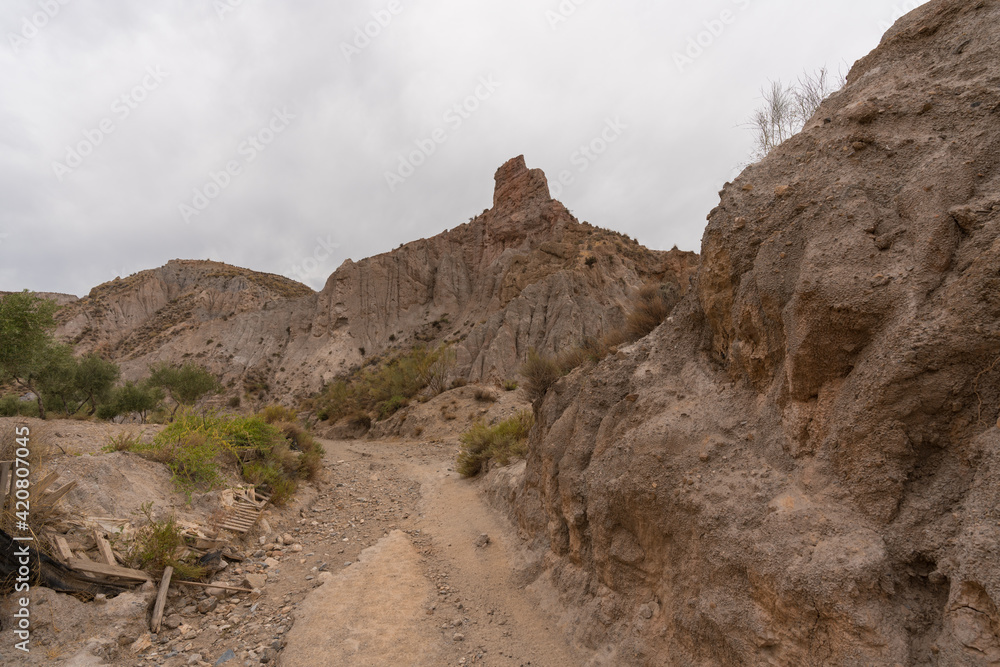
[219,486,271,534]
[150,565,174,633]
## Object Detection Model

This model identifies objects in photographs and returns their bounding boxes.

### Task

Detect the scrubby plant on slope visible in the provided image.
[315,344,455,424]
[122,411,323,503]
[457,410,534,477]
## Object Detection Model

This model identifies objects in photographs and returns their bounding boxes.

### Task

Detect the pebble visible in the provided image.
[197,597,219,614]
[452,633,465,642]
[474,534,491,548]
[214,648,237,664]
[164,615,183,630]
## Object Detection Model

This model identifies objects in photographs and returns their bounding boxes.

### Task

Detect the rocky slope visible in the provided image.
[56,157,696,401]
[496,1,1000,665]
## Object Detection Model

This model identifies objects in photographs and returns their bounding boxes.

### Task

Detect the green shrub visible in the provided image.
[97,381,163,423]
[112,502,207,579]
[103,430,144,453]
[259,404,296,424]
[137,412,324,502]
[227,395,241,408]
[0,394,39,418]
[315,344,455,424]
[502,380,519,392]
[457,410,534,477]
[520,349,561,402]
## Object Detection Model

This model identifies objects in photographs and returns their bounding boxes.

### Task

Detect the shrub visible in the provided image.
[456,410,534,477]
[104,430,144,453]
[258,404,297,424]
[520,349,560,402]
[376,395,409,421]
[315,344,455,424]
[136,412,324,502]
[585,255,597,267]
[502,380,518,392]
[625,284,672,342]
[0,394,39,418]
[473,387,497,403]
[227,395,241,408]
[113,502,207,579]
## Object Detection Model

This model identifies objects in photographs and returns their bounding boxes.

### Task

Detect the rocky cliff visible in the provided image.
[57,157,696,400]
[497,1,1000,664]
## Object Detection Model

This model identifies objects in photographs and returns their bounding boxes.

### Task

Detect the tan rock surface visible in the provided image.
[56,156,696,403]
[500,1,1000,664]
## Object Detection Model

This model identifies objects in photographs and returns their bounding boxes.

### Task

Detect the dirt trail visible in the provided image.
[280,437,583,667]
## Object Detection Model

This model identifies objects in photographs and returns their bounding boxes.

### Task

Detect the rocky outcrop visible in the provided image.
[57,156,696,401]
[501,1,1000,664]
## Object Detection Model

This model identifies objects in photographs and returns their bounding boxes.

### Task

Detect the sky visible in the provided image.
[0,0,929,295]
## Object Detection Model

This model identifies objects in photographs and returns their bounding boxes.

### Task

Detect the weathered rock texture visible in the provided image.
[498,1,1000,664]
[56,156,696,400]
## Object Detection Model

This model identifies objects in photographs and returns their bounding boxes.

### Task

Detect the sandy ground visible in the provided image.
[281,436,583,667]
[1,415,583,667]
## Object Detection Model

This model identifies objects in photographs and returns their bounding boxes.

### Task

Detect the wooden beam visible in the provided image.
[37,480,77,511]
[66,559,152,582]
[54,536,75,562]
[150,566,173,633]
[32,471,59,497]
[94,529,116,566]
[0,461,10,507]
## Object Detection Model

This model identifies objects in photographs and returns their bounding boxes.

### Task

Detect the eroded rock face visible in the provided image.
[504,1,1000,664]
[57,156,696,400]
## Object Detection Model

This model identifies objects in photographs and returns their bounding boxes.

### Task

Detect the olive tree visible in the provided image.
[0,291,61,419]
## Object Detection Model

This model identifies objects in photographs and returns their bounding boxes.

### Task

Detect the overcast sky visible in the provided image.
[0,0,928,295]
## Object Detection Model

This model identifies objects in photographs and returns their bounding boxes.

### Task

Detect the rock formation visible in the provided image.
[497,1,1000,664]
[56,156,696,400]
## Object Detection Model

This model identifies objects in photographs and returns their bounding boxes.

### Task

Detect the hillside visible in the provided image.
[496,1,1000,664]
[56,156,696,402]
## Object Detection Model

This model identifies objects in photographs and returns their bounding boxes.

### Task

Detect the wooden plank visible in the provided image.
[219,525,249,533]
[150,566,173,633]
[0,461,10,507]
[32,471,59,497]
[94,529,116,566]
[37,480,77,511]
[66,559,152,582]
[171,579,253,593]
[54,536,75,562]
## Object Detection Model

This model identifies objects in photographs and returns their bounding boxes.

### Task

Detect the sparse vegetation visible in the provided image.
[502,380,518,392]
[315,344,455,425]
[520,349,561,402]
[625,283,673,341]
[457,410,534,477]
[112,502,208,579]
[258,404,297,424]
[474,387,497,403]
[103,429,145,452]
[519,282,677,402]
[746,67,844,161]
[124,411,324,502]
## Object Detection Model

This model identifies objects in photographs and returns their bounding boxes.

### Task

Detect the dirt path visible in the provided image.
[279,437,583,666]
